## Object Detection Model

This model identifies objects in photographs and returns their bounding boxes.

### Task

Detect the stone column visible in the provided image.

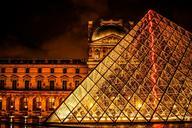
[15,96,20,113]
[2,96,7,112]
[28,96,33,113]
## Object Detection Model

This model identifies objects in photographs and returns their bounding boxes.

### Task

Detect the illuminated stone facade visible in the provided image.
[0,59,88,123]
[87,19,128,70]
[47,10,192,124]
[0,19,129,123]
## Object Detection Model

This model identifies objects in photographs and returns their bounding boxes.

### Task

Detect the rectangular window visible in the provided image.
[1,68,5,73]
[50,80,55,90]
[62,80,67,90]
[25,68,30,73]
[37,80,42,90]
[50,68,54,73]
[8,98,15,111]
[0,80,5,89]
[75,68,80,74]
[13,68,17,73]
[12,80,17,89]
[38,68,42,73]
[63,68,67,74]
[25,80,30,90]
[75,80,79,87]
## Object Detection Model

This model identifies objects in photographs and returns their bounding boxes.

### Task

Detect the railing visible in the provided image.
[0,88,73,91]
[0,58,87,64]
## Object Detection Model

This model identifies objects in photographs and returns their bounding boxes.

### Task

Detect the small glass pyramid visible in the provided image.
[46,10,192,123]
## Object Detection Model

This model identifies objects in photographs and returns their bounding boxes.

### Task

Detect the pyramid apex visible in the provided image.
[147,9,155,13]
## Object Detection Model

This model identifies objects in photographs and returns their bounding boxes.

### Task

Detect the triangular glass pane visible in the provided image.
[119,39,129,48]
[129,94,143,110]
[96,62,108,75]
[65,94,79,111]
[89,70,101,83]
[110,62,123,75]
[89,84,102,101]
[181,85,192,99]
[81,113,95,123]
[89,103,104,122]
[134,113,147,122]
[176,93,190,109]
[114,44,125,56]
[97,94,112,111]
[123,103,138,121]
[103,56,114,68]
[167,113,180,121]
[81,94,95,111]
[74,86,86,101]
[109,50,120,61]
[82,77,94,92]
[120,84,133,101]
[161,94,175,110]
[171,103,186,120]
[118,69,131,84]
[139,103,154,121]
[55,103,70,122]
[64,113,78,123]
[113,94,127,110]
[187,102,192,115]
[184,112,192,121]
[47,114,60,123]
[145,93,159,110]
[99,113,112,122]
[106,103,121,122]
[72,103,88,122]
[117,112,130,122]
[151,113,164,122]
[104,85,118,101]
[155,103,170,121]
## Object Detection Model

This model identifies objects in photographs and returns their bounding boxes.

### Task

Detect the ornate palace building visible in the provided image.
[0,59,88,123]
[87,19,129,70]
[0,19,130,123]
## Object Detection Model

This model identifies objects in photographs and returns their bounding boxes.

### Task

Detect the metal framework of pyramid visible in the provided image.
[46,10,192,124]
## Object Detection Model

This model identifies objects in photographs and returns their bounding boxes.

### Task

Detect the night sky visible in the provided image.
[0,0,191,59]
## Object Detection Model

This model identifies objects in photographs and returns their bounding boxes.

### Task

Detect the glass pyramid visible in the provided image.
[46,10,192,123]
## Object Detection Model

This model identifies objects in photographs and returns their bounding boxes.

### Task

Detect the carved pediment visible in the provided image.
[23,75,32,80]
[91,34,122,45]
[0,75,7,80]
[60,75,69,80]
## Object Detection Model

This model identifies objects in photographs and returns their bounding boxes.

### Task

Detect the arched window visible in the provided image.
[0,75,6,89]
[23,75,31,90]
[7,97,15,111]
[46,97,55,111]
[20,97,28,111]
[36,75,44,90]
[73,75,82,88]
[11,75,19,90]
[33,97,41,111]
[61,75,69,91]
[48,75,56,90]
